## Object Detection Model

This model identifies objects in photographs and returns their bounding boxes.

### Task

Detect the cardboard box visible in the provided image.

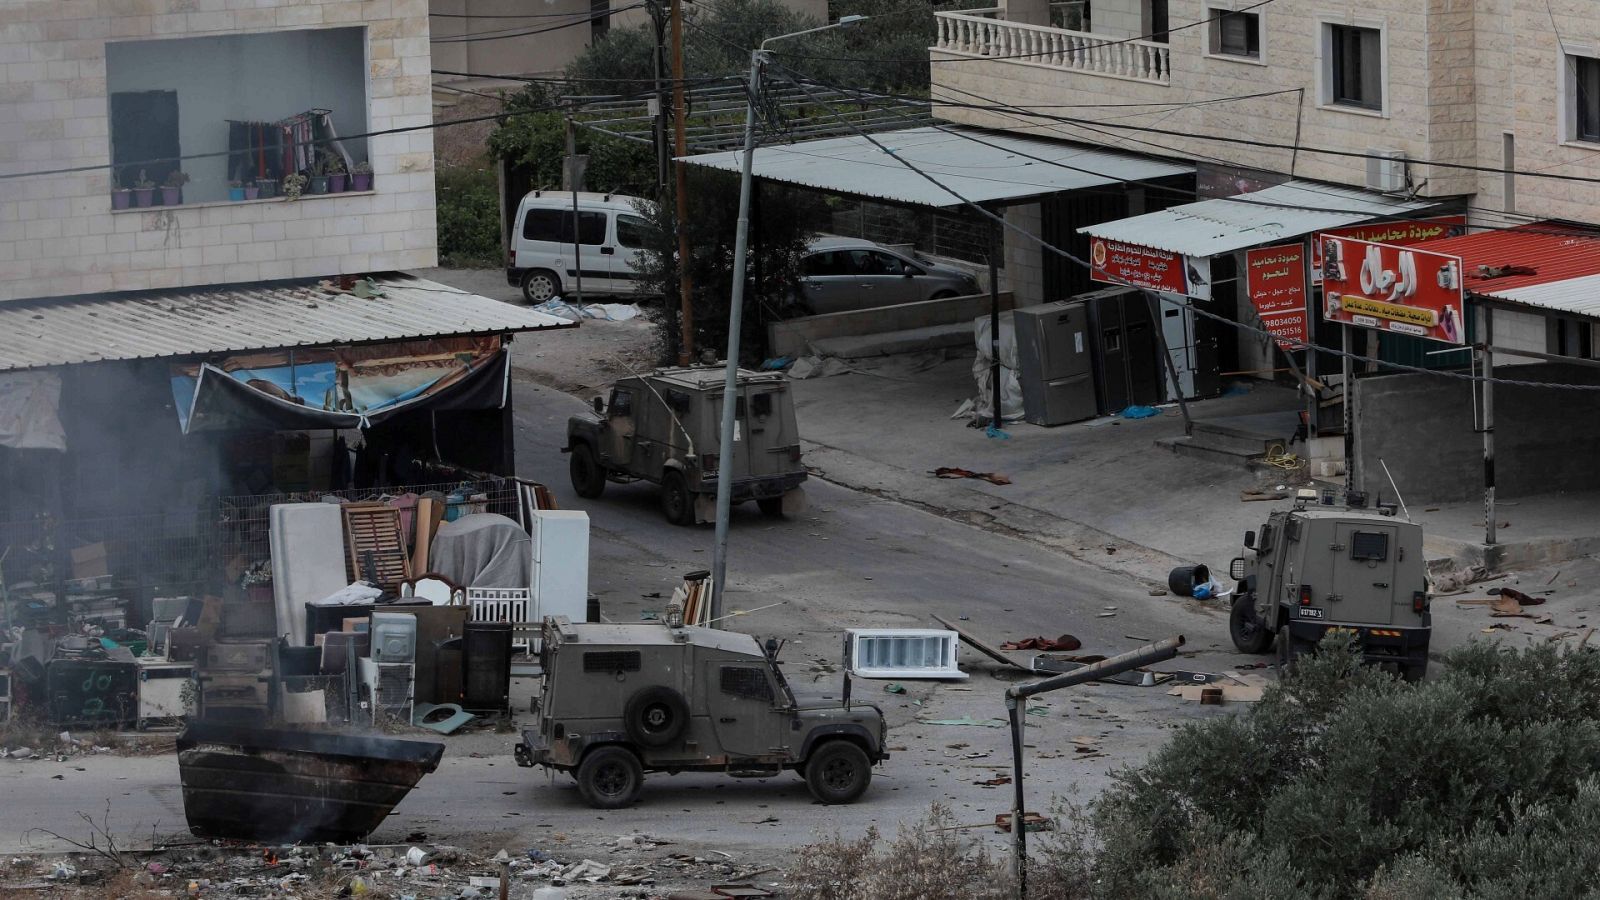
[71,543,109,580]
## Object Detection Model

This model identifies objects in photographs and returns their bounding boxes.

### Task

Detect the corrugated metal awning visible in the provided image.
[0,275,572,373]
[678,126,1192,208]
[1077,181,1435,257]
[1419,224,1600,318]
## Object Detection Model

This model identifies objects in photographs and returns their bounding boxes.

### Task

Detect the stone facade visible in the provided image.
[934,0,1600,223]
[0,0,438,302]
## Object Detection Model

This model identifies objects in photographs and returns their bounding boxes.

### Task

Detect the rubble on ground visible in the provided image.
[0,834,784,898]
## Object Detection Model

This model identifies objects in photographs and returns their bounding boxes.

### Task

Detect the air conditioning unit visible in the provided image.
[1366,148,1407,193]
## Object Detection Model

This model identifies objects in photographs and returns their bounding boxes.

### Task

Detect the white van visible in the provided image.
[506,192,656,304]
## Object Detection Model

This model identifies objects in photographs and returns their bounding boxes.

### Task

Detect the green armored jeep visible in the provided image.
[514,618,887,808]
[564,366,808,525]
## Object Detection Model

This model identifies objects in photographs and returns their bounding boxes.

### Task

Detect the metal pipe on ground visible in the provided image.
[1005,634,1185,900]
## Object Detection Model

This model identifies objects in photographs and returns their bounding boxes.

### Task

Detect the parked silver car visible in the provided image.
[798,237,981,315]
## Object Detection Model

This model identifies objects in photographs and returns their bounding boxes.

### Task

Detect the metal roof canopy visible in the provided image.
[0,274,573,373]
[677,126,1192,209]
[1077,180,1436,257]
[1420,224,1600,319]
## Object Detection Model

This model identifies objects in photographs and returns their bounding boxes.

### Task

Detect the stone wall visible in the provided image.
[0,0,439,302]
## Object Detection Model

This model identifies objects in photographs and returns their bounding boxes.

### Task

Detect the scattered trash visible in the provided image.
[974,776,1012,786]
[1169,673,1267,703]
[932,467,1011,485]
[883,683,907,694]
[413,703,475,735]
[533,299,640,322]
[985,426,1011,440]
[759,357,792,370]
[1097,611,1117,618]
[993,812,1053,833]
[1120,405,1160,419]
[1239,489,1288,502]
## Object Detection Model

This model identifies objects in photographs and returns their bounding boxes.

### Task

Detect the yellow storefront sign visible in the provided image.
[1333,294,1439,329]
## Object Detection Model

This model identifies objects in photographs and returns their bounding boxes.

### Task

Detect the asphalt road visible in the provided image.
[1,373,1248,867]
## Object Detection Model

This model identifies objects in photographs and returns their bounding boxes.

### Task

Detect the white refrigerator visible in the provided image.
[530,509,590,627]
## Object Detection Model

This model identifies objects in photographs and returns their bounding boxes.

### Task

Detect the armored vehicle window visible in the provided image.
[1284,519,1302,542]
[751,392,773,419]
[609,388,634,417]
[720,665,774,702]
[1257,524,1275,552]
[583,651,641,673]
[1350,531,1388,561]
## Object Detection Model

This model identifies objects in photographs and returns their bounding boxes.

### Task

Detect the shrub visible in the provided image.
[788,804,1010,900]
[1068,637,1600,899]
[435,166,502,268]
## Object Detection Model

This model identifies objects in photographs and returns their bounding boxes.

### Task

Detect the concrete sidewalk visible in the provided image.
[791,353,1600,589]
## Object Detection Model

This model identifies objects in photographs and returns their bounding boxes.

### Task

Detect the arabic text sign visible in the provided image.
[1244,243,1308,350]
[1320,236,1466,345]
[1089,237,1212,300]
[1311,215,1466,282]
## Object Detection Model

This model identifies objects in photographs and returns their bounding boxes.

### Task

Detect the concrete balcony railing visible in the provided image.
[933,9,1171,85]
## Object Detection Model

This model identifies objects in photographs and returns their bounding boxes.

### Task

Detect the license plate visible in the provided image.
[1300,607,1324,619]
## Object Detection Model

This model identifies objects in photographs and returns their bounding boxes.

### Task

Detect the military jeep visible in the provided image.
[564,366,808,526]
[1228,489,1431,680]
[514,618,888,809]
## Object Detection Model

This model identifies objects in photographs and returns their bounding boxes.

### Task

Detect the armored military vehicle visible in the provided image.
[1228,489,1431,680]
[565,367,807,525]
[514,618,887,808]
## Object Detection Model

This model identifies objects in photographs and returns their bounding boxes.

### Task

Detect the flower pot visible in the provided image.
[329,173,347,193]
[244,185,259,201]
[309,176,329,195]
[228,186,246,202]
[246,584,274,604]
[161,187,182,206]
[352,173,372,192]
[112,190,131,211]
[255,179,277,199]
[133,188,155,207]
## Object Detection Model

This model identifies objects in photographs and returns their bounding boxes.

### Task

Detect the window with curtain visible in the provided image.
[1327,24,1382,111]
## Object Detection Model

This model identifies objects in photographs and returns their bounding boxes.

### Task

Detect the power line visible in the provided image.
[0,88,667,182]
[430,5,643,43]
[771,71,1600,392]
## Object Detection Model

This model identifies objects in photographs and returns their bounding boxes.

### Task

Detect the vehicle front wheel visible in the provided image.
[575,746,643,809]
[1229,594,1273,654]
[521,269,562,304]
[804,740,872,805]
[569,443,606,499]
[757,496,785,518]
[660,471,695,526]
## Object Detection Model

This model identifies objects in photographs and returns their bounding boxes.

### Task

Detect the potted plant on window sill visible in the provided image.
[228,180,246,202]
[351,161,373,192]
[308,154,332,195]
[133,171,156,208]
[282,173,308,201]
[161,170,189,206]
[111,174,132,211]
[327,155,348,193]
[244,181,260,201]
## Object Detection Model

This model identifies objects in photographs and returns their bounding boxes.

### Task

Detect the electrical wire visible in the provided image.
[770,69,1600,392]
[430,5,644,43]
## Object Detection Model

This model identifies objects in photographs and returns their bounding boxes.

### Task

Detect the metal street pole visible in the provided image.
[708,47,764,625]
[1481,307,1495,545]
[708,17,866,624]
[651,0,669,195]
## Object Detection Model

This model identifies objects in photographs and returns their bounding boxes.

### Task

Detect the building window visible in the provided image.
[1326,24,1383,111]
[1571,54,1600,143]
[1209,9,1260,58]
[105,28,370,206]
[1146,0,1169,43]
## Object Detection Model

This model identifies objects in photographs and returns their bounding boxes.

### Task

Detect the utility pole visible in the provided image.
[671,0,695,364]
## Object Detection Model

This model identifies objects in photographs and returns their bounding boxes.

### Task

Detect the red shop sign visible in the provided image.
[1089,237,1212,300]
[1320,236,1466,345]
[1244,243,1308,350]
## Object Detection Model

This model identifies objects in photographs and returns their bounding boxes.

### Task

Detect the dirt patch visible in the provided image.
[432,91,513,169]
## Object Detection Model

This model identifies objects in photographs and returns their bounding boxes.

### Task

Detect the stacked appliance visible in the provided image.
[1012,300,1097,426]
[360,611,417,724]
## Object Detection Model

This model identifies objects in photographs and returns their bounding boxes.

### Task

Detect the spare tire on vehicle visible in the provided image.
[1167,564,1211,598]
[623,686,689,748]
